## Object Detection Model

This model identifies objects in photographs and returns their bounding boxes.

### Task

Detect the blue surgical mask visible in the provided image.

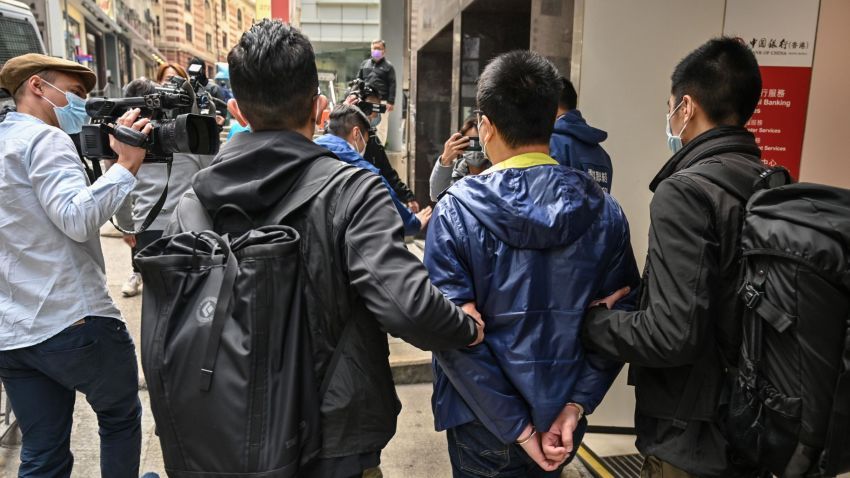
[42,80,88,134]
[665,100,689,154]
[370,114,381,128]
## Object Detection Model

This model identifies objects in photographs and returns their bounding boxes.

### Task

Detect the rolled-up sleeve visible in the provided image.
[27,129,136,242]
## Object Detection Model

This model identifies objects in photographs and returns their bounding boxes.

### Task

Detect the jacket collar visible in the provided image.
[483,152,558,174]
[649,126,761,192]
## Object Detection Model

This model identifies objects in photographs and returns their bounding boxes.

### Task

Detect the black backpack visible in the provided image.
[692,166,850,477]
[136,158,354,477]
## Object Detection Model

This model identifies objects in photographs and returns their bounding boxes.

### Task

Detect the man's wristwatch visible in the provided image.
[566,402,585,420]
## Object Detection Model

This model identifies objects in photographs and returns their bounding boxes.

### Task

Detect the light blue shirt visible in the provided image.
[0,112,137,350]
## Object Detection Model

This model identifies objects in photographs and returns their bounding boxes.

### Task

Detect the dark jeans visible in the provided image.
[131,230,164,272]
[0,317,142,478]
[447,419,587,478]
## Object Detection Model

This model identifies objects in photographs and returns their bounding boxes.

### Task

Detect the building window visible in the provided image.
[221,0,226,17]
[223,32,228,49]
[237,9,242,30]
[184,0,191,11]
[185,22,193,42]
[155,15,161,36]
[206,32,212,51]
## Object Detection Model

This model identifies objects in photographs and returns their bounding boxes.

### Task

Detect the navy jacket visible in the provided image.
[315,134,420,235]
[550,110,613,192]
[424,154,640,444]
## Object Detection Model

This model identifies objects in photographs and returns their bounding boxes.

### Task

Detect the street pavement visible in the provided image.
[0,227,591,478]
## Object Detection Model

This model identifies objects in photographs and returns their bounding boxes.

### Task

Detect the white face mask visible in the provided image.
[354,129,367,156]
[665,99,689,154]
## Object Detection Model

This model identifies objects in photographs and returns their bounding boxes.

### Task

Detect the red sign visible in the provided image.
[745,66,813,178]
[271,0,289,21]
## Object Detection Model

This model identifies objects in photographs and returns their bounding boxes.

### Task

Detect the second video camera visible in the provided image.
[80,77,219,162]
[346,78,387,116]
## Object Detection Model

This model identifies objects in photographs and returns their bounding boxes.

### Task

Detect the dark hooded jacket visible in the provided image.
[550,110,613,192]
[582,126,765,477]
[424,153,640,444]
[189,130,478,460]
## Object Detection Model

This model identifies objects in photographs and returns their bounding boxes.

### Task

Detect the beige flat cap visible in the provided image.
[0,53,97,94]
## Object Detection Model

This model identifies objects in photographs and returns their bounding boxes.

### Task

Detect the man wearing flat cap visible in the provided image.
[0,53,151,477]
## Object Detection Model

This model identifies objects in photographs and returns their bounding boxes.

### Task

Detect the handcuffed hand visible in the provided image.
[517,424,562,472]
[111,108,152,176]
[540,403,582,464]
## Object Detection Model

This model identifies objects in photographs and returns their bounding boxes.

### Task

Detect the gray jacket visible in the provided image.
[116,153,213,231]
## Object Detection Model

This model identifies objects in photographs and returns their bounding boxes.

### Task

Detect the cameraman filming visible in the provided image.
[0,54,148,477]
[345,82,420,213]
[116,78,214,297]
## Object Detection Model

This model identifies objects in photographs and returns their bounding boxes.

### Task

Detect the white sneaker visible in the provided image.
[121,272,142,297]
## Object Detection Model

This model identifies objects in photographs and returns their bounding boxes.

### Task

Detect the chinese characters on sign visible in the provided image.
[723,0,820,178]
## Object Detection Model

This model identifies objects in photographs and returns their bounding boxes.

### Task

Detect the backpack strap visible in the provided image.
[821,313,850,475]
[196,231,238,392]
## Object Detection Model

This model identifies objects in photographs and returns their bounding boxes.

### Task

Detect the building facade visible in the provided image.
[29,0,165,95]
[153,0,255,77]
[298,0,380,101]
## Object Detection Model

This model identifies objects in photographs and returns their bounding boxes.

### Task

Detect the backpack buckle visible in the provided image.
[739,283,762,309]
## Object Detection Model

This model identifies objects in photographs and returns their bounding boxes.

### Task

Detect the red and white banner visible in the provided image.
[723,0,821,178]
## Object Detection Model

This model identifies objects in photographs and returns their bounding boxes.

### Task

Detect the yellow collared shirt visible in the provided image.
[483,152,559,174]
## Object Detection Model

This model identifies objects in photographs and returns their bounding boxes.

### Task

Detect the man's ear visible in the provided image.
[227,98,249,127]
[480,114,496,143]
[680,94,697,123]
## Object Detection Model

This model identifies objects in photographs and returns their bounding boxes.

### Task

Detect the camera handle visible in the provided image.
[105,123,149,148]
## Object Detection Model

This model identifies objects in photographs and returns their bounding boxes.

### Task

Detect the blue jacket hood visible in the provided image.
[446,164,605,250]
[315,134,421,235]
[553,110,608,146]
[315,134,376,173]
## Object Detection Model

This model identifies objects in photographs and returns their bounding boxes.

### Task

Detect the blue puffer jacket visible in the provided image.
[424,154,640,444]
[550,109,613,192]
[315,134,420,235]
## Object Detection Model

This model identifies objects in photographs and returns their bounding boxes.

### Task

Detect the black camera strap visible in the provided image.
[108,160,172,236]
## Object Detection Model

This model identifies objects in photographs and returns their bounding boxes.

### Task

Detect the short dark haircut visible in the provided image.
[326,104,370,139]
[671,37,761,126]
[476,50,562,147]
[228,19,318,130]
[559,77,577,111]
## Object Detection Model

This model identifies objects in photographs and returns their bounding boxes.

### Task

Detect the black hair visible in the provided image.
[476,50,562,147]
[123,78,161,119]
[123,78,157,97]
[326,104,370,139]
[228,19,318,130]
[559,77,577,111]
[671,37,761,126]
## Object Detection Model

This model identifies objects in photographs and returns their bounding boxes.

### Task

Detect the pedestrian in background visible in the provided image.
[429,115,490,201]
[116,78,214,297]
[550,77,614,193]
[357,39,396,144]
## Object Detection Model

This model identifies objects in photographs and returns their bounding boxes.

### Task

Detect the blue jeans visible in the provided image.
[447,419,587,478]
[0,317,142,478]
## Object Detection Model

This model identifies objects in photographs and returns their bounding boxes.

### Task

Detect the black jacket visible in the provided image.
[582,127,765,477]
[364,132,415,203]
[191,130,477,459]
[357,58,396,104]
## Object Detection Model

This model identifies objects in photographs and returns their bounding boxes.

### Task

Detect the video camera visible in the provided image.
[80,77,219,162]
[346,78,387,116]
